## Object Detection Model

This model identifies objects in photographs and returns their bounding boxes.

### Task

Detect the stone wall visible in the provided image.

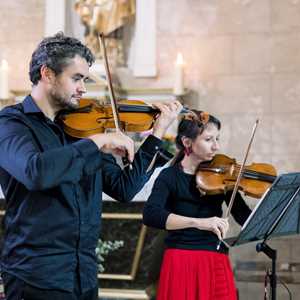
[1,0,300,298]
[0,0,44,92]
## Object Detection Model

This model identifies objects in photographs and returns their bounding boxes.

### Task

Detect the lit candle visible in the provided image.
[173,52,184,96]
[91,6,101,27]
[0,59,9,99]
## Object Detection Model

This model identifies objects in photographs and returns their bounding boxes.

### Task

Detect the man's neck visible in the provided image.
[31,86,57,121]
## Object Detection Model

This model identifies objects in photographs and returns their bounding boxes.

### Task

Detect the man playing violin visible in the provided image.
[143,111,252,300]
[0,32,182,300]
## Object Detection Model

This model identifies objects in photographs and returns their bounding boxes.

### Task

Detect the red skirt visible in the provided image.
[156,249,237,300]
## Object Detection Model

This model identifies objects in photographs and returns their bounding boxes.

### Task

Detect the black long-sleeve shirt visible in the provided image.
[0,95,166,293]
[143,164,252,253]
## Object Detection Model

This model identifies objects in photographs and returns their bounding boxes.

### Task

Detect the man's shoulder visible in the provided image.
[0,103,24,118]
[0,104,30,130]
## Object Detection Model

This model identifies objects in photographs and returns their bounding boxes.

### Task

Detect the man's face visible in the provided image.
[49,55,89,110]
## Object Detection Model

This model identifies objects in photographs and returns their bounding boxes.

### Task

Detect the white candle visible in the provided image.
[0,59,9,99]
[91,6,101,27]
[173,52,184,96]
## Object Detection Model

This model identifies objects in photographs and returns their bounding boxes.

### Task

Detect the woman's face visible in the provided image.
[190,123,220,162]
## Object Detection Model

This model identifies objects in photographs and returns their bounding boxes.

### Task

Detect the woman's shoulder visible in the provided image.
[158,164,181,181]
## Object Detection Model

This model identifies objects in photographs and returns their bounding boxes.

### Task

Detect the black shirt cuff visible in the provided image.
[139,134,163,156]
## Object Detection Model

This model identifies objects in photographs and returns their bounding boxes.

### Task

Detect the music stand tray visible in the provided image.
[225,172,300,300]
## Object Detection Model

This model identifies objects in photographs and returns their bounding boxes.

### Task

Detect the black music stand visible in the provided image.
[225,172,300,300]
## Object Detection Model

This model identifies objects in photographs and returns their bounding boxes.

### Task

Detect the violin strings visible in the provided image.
[199,165,275,182]
[200,165,269,177]
[232,165,276,182]
[233,165,271,175]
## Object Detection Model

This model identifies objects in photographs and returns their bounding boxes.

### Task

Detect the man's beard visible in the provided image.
[50,89,79,111]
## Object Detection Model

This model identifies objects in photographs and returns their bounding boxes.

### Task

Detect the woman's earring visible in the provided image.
[184,147,192,156]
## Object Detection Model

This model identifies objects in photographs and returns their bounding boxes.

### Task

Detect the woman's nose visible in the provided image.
[213,140,220,151]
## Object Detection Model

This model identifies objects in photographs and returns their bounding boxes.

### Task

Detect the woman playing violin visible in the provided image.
[143,111,252,300]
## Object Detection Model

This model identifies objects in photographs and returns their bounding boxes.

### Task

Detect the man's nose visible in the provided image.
[77,80,87,93]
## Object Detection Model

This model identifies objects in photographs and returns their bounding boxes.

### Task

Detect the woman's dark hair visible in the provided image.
[29,32,95,85]
[173,110,221,164]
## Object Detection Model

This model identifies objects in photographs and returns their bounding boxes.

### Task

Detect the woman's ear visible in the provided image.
[181,136,192,149]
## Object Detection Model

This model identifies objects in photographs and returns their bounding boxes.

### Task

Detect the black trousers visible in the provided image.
[2,272,98,300]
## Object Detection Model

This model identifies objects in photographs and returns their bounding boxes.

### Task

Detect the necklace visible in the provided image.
[179,161,196,175]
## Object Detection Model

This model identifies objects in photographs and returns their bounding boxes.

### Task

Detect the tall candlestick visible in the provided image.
[173,52,184,96]
[0,59,9,99]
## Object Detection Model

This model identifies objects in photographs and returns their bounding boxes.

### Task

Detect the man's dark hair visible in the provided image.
[29,32,95,85]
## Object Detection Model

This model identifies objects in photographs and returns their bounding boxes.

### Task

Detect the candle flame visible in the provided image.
[176,53,184,65]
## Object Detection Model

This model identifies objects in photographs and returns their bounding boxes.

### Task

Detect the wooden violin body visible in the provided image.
[61,99,159,138]
[196,154,277,198]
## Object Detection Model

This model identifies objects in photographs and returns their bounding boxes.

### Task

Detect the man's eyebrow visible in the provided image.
[73,73,89,81]
[73,73,84,78]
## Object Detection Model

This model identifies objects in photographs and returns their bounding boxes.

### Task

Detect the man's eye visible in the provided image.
[73,75,83,81]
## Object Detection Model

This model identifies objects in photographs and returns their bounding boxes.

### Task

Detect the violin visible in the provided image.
[60,98,160,138]
[60,32,188,139]
[196,153,277,199]
[60,32,162,139]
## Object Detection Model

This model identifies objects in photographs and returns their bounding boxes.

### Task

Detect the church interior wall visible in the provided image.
[1,1,300,298]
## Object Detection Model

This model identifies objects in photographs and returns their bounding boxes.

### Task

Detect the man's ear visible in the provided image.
[40,65,55,83]
[181,136,192,148]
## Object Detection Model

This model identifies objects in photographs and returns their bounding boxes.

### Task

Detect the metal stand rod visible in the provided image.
[256,242,277,300]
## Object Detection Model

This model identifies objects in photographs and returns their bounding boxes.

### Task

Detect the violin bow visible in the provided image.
[98,33,132,168]
[217,119,259,249]
[98,33,122,132]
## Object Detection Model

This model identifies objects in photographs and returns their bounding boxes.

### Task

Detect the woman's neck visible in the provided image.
[180,155,202,174]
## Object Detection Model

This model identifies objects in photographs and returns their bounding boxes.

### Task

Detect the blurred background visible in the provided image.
[1,1,300,299]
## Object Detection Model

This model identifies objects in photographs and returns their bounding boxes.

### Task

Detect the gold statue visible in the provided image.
[75,0,135,65]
